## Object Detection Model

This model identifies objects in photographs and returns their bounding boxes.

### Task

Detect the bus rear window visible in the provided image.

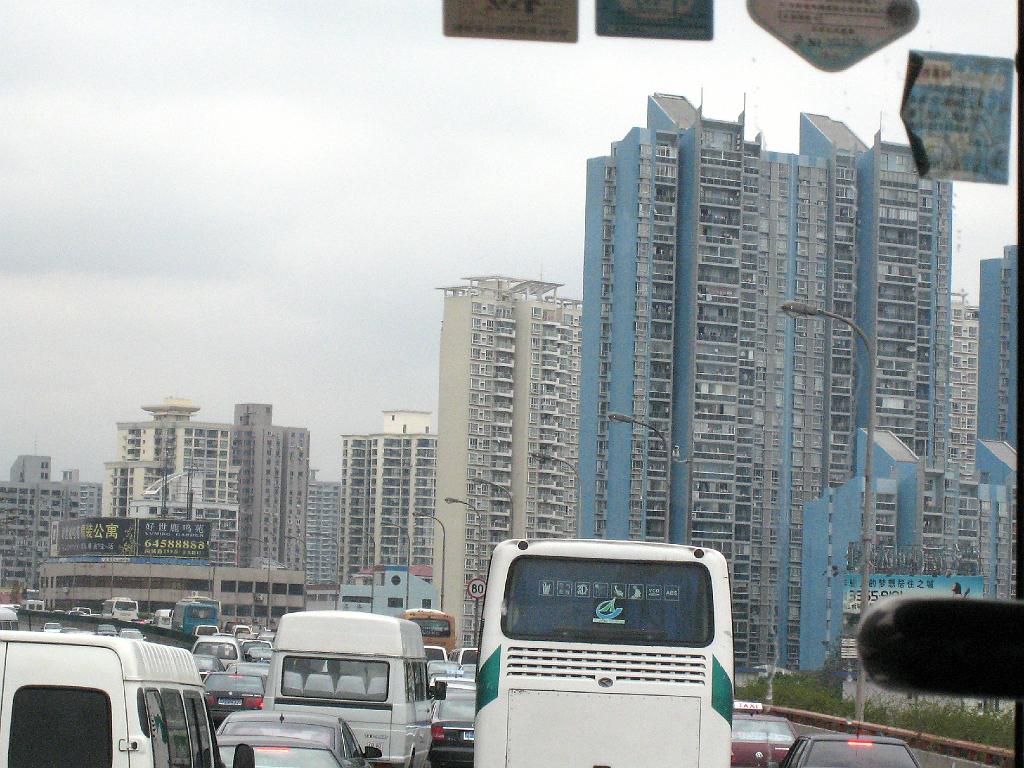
[411,618,451,637]
[502,556,713,647]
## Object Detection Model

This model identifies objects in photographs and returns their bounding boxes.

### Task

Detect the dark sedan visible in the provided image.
[204,673,265,724]
[218,711,381,767]
[429,690,476,768]
[780,734,921,768]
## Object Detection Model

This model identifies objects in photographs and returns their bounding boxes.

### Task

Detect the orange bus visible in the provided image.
[403,608,456,653]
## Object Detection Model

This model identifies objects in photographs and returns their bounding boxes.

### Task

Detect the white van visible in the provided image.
[0,608,17,632]
[0,630,218,767]
[154,609,173,629]
[265,611,440,768]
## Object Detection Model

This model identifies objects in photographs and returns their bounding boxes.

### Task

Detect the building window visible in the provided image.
[387,597,404,609]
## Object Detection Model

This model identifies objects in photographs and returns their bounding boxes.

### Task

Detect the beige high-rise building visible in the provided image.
[950,294,980,476]
[339,411,437,592]
[436,276,581,644]
[232,404,310,572]
[102,398,241,566]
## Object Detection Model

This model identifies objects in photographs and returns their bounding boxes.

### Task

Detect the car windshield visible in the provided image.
[805,742,918,768]
[219,746,340,768]
[204,674,264,694]
[733,719,795,742]
[220,722,334,749]
[195,642,238,660]
[437,696,476,721]
[194,656,220,671]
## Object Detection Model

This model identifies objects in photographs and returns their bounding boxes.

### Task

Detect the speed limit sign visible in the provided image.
[467,577,487,601]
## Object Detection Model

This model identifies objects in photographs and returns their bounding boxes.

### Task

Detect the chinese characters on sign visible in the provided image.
[57,517,211,560]
[444,0,578,43]
[747,0,918,72]
[900,51,1015,184]
[842,573,984,613]
[596,0,713,41]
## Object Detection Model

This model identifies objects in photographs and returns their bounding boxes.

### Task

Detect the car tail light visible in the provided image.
[847,740,874,747]
[205,693,217,707]
[432,724,445,742]
[243,694,264,709]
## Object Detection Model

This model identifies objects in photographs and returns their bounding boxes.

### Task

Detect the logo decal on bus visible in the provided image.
[593,598,625,624]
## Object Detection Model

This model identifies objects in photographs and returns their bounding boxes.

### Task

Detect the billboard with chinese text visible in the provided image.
[57,517,211,560]
[842,573,983,613]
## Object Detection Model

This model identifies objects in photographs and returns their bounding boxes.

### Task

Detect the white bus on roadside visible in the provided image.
[264,610,438,768]
[474,539,735,768]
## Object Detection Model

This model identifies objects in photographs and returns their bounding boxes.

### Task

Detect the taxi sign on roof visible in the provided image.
[596,0,713,41]
[734,700,765,712]
[900,51,1015,185]
[747,0,919,72]
[444,0,578,43]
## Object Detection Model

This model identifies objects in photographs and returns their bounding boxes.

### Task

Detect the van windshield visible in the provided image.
[282,656,389,702]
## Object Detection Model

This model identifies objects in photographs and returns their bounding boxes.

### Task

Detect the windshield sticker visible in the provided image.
[664,585,681,601]
[593,582,610,598]
[747,0,919,72]
[556,580,572,596]
[900,51,1015,185]
[646,584,663,600]
[612,583,626,598]
[539,579,554,596]
[574,581,591,598]
[593,597,626,624]
[596,0,713,41]
[628,583,645,600]
[444,0,578,43]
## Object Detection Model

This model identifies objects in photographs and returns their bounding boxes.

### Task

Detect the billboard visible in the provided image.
[842,573,983,613]
[57,517,211,560]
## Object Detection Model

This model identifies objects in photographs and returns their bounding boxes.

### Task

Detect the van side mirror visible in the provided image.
[429,680,448,700]
[232,744,255,768]
[362,746,383,759]
[858,595,1024,698]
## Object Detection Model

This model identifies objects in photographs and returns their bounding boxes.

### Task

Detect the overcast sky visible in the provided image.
[1,1,1017,482]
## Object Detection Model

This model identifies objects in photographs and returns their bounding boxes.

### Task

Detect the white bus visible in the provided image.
[264,610,436,768]
[475,539,735,768]
[102,596,139,622]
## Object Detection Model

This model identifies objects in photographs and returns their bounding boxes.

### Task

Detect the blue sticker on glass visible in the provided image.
[900,51,1015,185]
[597,0,713,41]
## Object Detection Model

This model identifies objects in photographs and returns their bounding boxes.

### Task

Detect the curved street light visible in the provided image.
[608,412,673,543]
[415,514,447,612]
[530,452,581,536]
[781,299,876,723]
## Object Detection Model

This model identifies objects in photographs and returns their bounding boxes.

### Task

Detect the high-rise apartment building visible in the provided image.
[580,94,953,668]
[437,277,581,643]
[305,470,342,585]
[1,456,101,589]
[339,411,437,592]
[979,245,1018,449]
[102,398,241,565]
[232,404,310,572]
[949,294,980,475]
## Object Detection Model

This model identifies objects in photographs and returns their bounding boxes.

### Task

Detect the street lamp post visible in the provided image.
[530,452,581,537]
[445,496,484,643]
[416,514,447,611]
[380,524,412,611]
[782,300,876,722]
[608,412,674,543]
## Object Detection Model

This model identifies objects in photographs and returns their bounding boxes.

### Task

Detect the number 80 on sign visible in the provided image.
[467,577,487,600]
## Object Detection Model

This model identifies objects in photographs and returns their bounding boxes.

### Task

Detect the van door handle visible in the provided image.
[118,739,139,752]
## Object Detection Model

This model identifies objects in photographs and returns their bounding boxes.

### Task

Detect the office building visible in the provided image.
[232,404,310,572]
[979,245,1018,449]
[437,277,581,643]
[579,94,953,669]
[949,295,979,475]
[1,455,101,590]
[305,470,342,585]
[339,411,437,587]
[102,398,241,566]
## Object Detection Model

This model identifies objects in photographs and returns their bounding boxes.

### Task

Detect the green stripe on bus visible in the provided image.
[711,655,733,726]
[476,645,501,712]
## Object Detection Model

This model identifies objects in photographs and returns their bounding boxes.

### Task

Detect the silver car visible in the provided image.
[217,711,381,766]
